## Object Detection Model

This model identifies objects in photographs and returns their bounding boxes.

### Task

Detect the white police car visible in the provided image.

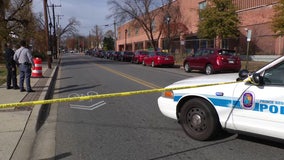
[158,56,284,141]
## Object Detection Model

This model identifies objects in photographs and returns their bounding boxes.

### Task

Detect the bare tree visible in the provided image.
[107,0,177,51]
[91,25,104,49]
[59,17,80,38]
[0,0,33,40]
[105,30,115,38]
[0,0,34,59]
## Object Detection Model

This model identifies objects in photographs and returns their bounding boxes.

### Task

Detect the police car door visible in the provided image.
[232,61,284,140]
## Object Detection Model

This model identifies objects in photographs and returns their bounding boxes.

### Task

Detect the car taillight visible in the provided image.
[216,55,223,65]
[236,57,241,64]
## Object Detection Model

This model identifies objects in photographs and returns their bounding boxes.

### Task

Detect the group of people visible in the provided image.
[4,40,35,92]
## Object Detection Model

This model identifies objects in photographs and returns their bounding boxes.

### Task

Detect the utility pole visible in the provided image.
[125,29,127,51]
[50,4,61,59]
[114,21,117,51]
[96,25,99,49]
[43,0,51,68]
[57,14,63,57]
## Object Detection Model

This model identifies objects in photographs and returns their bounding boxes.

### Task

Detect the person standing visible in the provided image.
[4,43,19,89]
[13,40,35,92]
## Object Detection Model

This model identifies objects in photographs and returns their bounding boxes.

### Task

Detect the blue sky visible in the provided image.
[32,0,113,36]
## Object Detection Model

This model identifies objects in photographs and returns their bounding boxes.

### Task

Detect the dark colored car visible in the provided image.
[183,48,241,75]
[118,51,135,62]
[109,51,120,60]
[94,50,105,58]
[132,50,149,64]
[143,51,175,67]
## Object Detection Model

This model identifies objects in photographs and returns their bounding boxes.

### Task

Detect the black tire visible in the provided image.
[180,98,220,141]
[205,64,214,75]
[184,62,191,72]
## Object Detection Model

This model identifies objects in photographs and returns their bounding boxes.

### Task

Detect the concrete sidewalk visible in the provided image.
[0,59,59,160]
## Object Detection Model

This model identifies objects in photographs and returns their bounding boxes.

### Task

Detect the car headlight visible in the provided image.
[162,90,174,99]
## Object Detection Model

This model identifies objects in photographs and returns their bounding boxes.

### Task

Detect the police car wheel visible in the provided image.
[180,98,220,141]
[205,64,214,75]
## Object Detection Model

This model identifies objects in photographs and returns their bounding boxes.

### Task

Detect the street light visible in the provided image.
[48,22,53,67]
[49,22,53,51]
[245,28,252,70]
[125,29,128,51]
[165,14,171,53]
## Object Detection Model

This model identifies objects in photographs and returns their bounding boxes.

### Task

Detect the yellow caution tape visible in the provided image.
[0,81,239,109]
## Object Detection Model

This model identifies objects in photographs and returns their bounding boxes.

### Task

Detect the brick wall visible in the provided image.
[233,0,278,10]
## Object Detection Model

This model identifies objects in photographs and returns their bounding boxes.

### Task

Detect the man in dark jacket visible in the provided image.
[4,43,19,89]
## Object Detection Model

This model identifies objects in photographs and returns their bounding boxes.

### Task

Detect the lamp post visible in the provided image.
[245,28,252,70]
[48,22,53,67]
[114,21,117,51]
[165,14,171,53]
[125,29,128,51]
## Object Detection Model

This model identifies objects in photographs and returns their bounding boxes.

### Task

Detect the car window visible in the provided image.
[141,51,149,55]
[263,61,284,85]
[219,50,236,56]
[195,50,202,56]
[156,52,168,56]
[202,49,210,56]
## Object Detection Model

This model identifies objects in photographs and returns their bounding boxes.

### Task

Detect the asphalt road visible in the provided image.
[31,53,284,160]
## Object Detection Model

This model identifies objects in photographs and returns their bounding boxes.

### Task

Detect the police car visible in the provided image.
[158,56,284,141]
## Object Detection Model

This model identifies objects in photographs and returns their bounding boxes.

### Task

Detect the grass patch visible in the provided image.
[240,61,268,72]
[0,64,7,85]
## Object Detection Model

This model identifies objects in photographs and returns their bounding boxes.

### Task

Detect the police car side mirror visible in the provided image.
[251,73,264,86]
[237,69,249,81]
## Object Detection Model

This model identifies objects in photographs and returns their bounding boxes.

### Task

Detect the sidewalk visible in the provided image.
[0,59,59,160]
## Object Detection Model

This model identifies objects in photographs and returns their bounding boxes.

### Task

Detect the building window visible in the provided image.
[152,21,156,31]
[128,29,131,37]
[199,1,207,10]
[199,1,207,19]
[135,27,139,36]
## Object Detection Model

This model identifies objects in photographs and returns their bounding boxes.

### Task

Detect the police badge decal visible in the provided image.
[241,91,255,110]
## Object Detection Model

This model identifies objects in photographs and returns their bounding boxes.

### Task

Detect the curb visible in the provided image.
[10,59,60,160]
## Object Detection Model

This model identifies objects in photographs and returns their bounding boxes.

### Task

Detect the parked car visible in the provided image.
[105,50,114,59]
[158,55,284,141]
[118,51,135,62]
[94,50,105,58]
[132,50,149,64]
[109,51,120,60]
[143,51,175,67]
[183,48,241,75]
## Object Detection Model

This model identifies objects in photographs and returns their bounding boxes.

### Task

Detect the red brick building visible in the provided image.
[116,0,281,55]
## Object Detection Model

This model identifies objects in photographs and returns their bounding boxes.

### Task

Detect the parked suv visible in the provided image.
[183,48,241,74]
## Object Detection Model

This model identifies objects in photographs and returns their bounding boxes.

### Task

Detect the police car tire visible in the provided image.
[180,98,221,141]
